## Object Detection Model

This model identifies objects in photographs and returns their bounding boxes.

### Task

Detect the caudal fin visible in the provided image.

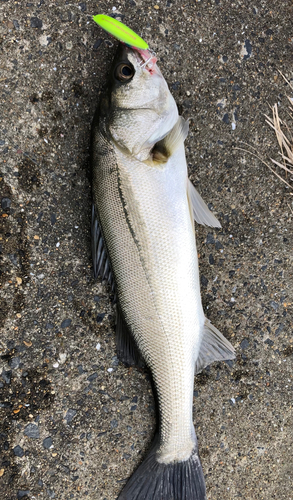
[117,438,206,500]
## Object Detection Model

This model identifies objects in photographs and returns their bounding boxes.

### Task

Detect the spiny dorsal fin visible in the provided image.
[187,179,222,228]
[91,203,114,289]
[195,318,235,375]
[152,116,189,163]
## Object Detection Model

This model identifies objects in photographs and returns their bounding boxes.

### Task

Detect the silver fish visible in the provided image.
[91,44,235,500]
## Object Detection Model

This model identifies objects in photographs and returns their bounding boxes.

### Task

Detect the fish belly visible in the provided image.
[92,132,204,463]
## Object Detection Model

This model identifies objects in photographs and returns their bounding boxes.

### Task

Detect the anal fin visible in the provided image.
[187,179,222,228]
[195,318,235,375]
[116,304,145,368]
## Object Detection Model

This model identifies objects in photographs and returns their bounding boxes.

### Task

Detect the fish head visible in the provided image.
[105,43,178,160]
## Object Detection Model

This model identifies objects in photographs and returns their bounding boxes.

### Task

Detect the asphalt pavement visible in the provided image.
[0,1,292,499]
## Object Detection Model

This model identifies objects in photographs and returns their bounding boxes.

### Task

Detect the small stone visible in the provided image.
[275,324,284,336]
[30,17,42,28]
[24,423,40,439]
[17,491,30,499]
[2,370,12,384]
[16,277,22,285]
[222,113,229,124]
[93,39,102,50]
[87,372,98,382]
[43,436,53,449]
[240,39,252,60]
[240,339,249,350]
[206,233,215,244]
[58,353,67,364]
[96,313,105,323]
[110,419,118,429]
[215,240,223,250]
[171,81,180,91]
[13,445,25,457]
[10,356,20,369]
[47,490,55,499]
[154,5,159,9]
[61,318,71,328]
[0,469,4,477]
[96,343,101,351]
[65,409,77,422]
[1,197,11,209]
[270,301,279,310]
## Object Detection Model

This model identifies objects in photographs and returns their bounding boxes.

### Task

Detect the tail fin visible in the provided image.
[117,437,206,500]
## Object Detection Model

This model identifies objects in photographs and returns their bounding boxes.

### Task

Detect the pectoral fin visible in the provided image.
[195,319,235,375]
[152,116,189,163]
[187,180,221,228]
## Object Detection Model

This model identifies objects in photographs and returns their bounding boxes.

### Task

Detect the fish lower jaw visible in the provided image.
[156,440,195,464]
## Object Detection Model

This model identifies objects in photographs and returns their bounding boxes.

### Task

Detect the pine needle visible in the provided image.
[235,71,293,194]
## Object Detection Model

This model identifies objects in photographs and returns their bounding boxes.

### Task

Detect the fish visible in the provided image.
[90,43,235,500]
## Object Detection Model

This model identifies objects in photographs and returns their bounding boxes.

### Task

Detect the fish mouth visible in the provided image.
[135,48,158,75]
[115,42,158,75]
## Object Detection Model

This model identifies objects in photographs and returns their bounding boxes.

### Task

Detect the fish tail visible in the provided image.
[117,436,206,500]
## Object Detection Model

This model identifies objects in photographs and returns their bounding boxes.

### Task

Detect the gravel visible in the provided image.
[42,436,53,449]
[13,446,25,458]
[24,424,40,439]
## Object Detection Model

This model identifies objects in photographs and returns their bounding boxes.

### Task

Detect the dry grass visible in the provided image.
[236,70,293,194]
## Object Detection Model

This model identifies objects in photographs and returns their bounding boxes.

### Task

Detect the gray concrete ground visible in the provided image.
[1,1,292,499]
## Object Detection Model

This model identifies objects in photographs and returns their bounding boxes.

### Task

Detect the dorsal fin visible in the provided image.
[195,318,235,374]
[152,116,189,163]
[91,203,114,289]
[187,180,222,228]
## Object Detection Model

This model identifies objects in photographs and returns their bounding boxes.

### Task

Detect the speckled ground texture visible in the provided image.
[0,0,293,499]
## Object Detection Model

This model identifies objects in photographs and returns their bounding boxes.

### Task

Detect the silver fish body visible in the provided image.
[91,44,235,500]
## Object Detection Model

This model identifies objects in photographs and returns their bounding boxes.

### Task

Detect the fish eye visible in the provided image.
[115,63,134,82]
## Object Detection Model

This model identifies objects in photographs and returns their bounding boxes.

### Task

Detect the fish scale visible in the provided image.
[93,128,198,463]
